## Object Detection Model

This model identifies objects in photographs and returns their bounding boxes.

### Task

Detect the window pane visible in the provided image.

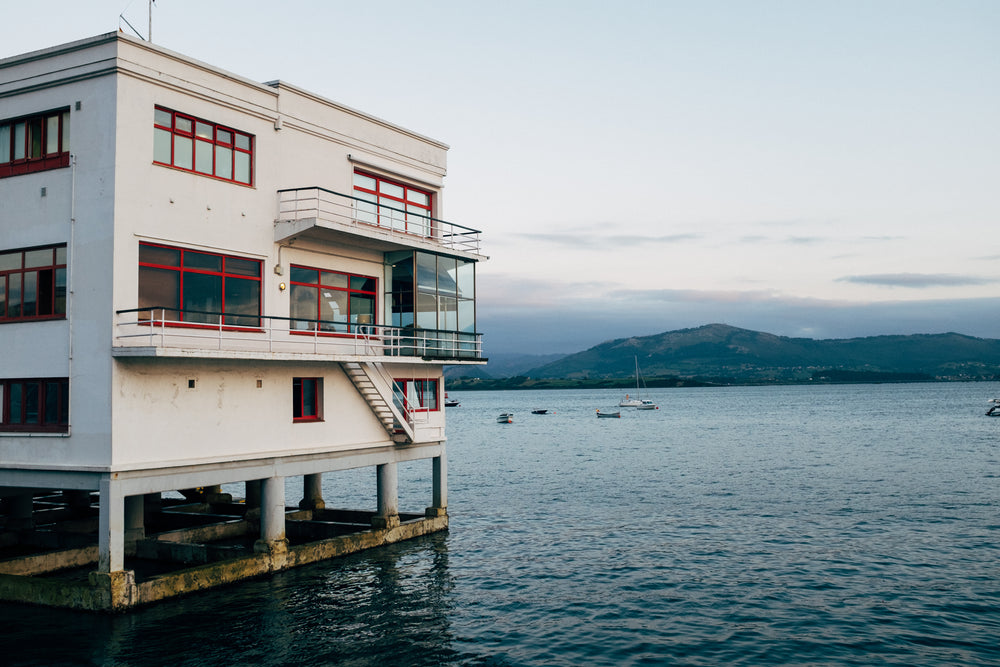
[351,294,374,326]
[301,379,316,417]
[290,284,318,330]
[21,272,36,317]
[319,290,348,332]
[234,151,250,183]
[55,246,67,264]
[24,249,52,268]
[290,267,318,284]
[175,117,193,134]
[183,251,222,272]
[8,273,20,317]
[355,198,377,225]
[226,257,260,277]
[154,108,172,127]
[407,190,429,206]
[23,382,40,424]
[458,299,475,332]
[61,111,70,151]
[320,271,348,289]
[37,269,53,316]
[416,292,436,329]
[437,256,458,296]
[224,277,260,326]
[381,182,404,199]
[9,384,22,424]
[138,266,180,318]
[59,381,69,424]
[416,253,437,291]
[13,122,26,160]
[195,139,213,174]
[217,129,232,145]
[139,244,180,267]
[234,133,250,151]
[350,276,376,292]
[457,261,475,298]
[439,295,457,331]
[54,268,67,315]
[46,115,59,154]
[0,252,20,271]
[28,118,42,158]
[354,173,376,190]
[0,124,9,163]
[216,146,232,180]
[195,121,212,140]
[44,381,61,424]
[153,128,172,163]
[182,272,222,323]
[0,277,6,317]
[174,135,193,169]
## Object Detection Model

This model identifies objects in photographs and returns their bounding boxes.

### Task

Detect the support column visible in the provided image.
[426,453,448,518]
[245,479,262,520]
[372,462,399,529]
[124,495,145,543]
[299,473,325,510]
[254,476,287,555]
[98,477,125,573]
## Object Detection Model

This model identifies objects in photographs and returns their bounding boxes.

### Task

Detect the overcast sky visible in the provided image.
[4,1,998,354]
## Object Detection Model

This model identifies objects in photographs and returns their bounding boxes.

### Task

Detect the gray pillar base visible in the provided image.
[88,570,138,611]
[425,507,447,518]
[371,514,400,530]
[253,538,289,555]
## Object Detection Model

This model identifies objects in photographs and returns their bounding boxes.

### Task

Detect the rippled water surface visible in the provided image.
[3,383,999,666]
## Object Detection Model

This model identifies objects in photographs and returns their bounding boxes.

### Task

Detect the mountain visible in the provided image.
[516,324,1000,383]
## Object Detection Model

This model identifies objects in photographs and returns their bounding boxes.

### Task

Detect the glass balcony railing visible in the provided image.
[276,187,482,256]
[114,308,484,361]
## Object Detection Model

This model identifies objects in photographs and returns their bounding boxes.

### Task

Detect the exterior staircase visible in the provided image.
[340,361,413,443]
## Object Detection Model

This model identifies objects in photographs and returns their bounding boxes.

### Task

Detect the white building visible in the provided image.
[0,33,484,610]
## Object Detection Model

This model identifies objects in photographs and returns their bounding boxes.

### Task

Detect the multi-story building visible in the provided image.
[0,33,484,610]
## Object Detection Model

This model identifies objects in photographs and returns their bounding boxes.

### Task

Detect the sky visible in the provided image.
[3,1,998,355]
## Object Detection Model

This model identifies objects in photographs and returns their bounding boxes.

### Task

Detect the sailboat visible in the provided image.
[619,356,658,410]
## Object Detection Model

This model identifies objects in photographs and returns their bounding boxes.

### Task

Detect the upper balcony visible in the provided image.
[113,308,484,364]
[276,187,484,260]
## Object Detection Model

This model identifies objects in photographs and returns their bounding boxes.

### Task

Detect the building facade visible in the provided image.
[0,34,484,609]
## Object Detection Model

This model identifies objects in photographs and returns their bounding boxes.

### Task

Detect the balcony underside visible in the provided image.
[111,346,485,364]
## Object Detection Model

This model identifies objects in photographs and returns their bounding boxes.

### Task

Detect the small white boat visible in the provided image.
[619,356,658,410]
[497,412,513,424]
[986,399,1000,416]
[596,409,621,418]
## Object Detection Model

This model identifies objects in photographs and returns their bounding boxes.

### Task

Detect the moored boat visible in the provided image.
[620,356,658,410]
[987,399,1000,416]
[497,412,513,423]
[596,409,621,418]
[531,409,550,415]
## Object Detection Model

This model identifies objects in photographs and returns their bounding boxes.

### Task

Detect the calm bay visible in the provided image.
[2,382,998,666]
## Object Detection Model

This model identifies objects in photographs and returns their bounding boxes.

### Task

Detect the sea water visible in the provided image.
[1,383,998,666]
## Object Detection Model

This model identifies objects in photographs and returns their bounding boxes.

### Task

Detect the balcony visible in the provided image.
[276,187,484,259]
[113,308,484,363]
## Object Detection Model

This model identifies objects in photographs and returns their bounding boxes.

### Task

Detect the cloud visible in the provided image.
[503,231,703,250]
[837,273,995,288]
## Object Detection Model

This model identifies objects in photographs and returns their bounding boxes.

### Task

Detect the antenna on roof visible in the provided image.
[149,0,155,43]
[118,0,155,42]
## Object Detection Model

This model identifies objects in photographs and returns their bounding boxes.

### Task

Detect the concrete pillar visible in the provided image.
[8,493,34,530]
[299,473,325,510]
[124,495,144,543]
[254,476,287,553]
[426,454,448,518]
[98,477,125,573]
[373,462,399,529]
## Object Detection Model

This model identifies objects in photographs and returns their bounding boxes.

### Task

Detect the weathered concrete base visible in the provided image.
[0,509,447,612]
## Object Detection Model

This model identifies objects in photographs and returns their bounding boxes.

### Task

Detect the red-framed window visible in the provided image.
[353,171,433,236]
[393,378,439,413]
[138,243,261,327]
[153,106,253,185]
[0,378,69,433]
[0,245,67,323]
[0,109,70,178]
[289,265,376,334]
[293,377,322,421]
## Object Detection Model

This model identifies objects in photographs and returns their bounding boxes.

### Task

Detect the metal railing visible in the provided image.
[276,187,482,255]
[114,308,483,361]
